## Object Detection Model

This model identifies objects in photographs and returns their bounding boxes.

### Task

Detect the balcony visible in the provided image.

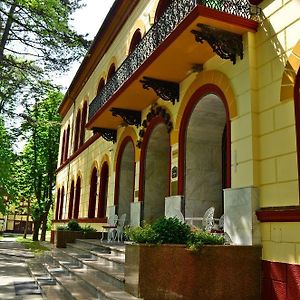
[87,0,259,130]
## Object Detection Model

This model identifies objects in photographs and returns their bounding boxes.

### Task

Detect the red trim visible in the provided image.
[80,102,87,147]
[59,186,65,220]
[294,69,300,202]
[73,109,81,153]
[55,188,61,220]
[138,116,171,202]
[88,167,98,218]
[60,131,66,165]
[114,136,135,206]
[52,217,107,223]
[178,84,231,195]
[98,162,109,218]
[56,133,100,173]
[256,206,300,222]
[86,7,257,129]
[73,177,81,219]
[68,180,75,219]
[97,78,105,96]
[107,63,116,81]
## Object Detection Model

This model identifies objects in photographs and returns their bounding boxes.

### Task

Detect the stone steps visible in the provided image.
[28,240,140,300]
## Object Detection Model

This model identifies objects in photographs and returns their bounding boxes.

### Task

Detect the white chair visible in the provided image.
[116,213,126,242]
[101,214,118,242]
[173,209,185,223]
[201,207,215,232]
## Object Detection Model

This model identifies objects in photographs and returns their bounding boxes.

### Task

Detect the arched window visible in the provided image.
[64,125,70,162]
[80,102,88,146]
[59,186,65,220]
[88,167,98,218]
[107,63,116,81]
[73,110,81,153]
[55,188,61,220]
[68,180,75,219]
[73,177,81,219]
[60,131,66,164]
[129,29,142,54]
[98,162,109,218]
[97,78,105,96]
[294,68,300,192]
[154,0,172,22]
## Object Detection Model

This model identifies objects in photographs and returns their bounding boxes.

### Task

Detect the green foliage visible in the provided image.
[57,225,68,231]
[152,217,191,244]
[81,225,97,233]
[187,230,225,251]
[125,223,159,244]
[0,117,15,213]
[67,220,81,231]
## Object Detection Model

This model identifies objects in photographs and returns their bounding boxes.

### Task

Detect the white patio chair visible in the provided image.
[173,209,185,223]
[201,206,215,232]
[116,213,126,242]
[101,214,118,242]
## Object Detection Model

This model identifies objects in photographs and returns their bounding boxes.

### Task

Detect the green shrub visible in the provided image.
[187,230,225,251]
[124,223,159,244]
[152,217,191,244]
[81,225,97,233]
[67,220,81,231]
[57,225,68,231]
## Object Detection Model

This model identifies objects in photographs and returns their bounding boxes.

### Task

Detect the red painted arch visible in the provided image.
[98,161,109,218]
[114,136,135,206]
[178,84,231,195]
[68,180,75,219]
[294,68,300,200]
[138,116,171,202]
[73,176,81,219]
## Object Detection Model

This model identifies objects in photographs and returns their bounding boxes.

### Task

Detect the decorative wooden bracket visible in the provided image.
[191,24,243,64]
[140,76,179,105]
[92,128,117,143]
[110,108,141,127]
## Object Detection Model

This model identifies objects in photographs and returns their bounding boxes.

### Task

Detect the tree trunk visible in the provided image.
[0,1,17,63]
[23,199,30,239]
[32,220,41,241]
[40,213,48,241]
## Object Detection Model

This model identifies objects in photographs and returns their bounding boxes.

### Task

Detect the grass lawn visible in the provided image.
[16,237,49,254]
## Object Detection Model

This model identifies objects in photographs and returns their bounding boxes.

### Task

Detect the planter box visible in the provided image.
[125,244,261,300]
[54,230,83,248]
[82,231,102,239]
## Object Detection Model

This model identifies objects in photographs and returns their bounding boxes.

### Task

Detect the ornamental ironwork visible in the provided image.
[88,0,257,122]
[136,104,173,148]
[110,108,141,127]
[140,77,179,105]
[191,24,243,64]
[92,128,117,143]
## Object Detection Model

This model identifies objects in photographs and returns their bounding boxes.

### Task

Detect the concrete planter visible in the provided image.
[54,230,83,248]
[125,244,261,300]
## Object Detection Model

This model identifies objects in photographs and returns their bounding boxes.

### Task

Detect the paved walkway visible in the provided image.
[0,236,43,300]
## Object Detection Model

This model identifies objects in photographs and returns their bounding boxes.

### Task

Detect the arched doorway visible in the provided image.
[98,162,109,218]
[115,139,135,223]
[88,167,98,218]
[184,94,228,219]
[142,121,170,223]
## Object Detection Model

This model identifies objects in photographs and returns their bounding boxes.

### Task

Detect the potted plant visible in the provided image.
[124,217,261,300]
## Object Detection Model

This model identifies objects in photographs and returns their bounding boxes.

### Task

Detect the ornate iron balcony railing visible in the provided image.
[88,0,256,122]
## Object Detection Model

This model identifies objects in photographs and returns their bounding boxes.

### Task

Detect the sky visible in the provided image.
[56,0,115,90]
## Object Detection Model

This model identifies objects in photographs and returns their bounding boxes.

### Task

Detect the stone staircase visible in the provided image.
[28,239,140,300]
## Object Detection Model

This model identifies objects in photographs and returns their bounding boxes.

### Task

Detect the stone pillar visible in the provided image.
[223,186,260,245]
[130,202,142,226]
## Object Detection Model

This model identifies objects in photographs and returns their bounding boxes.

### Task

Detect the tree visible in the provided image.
[17,86,61,241]
[0,0,89,115]
[0,117,15,213]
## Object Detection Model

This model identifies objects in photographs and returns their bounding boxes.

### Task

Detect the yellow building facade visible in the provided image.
[54,0,300,298]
